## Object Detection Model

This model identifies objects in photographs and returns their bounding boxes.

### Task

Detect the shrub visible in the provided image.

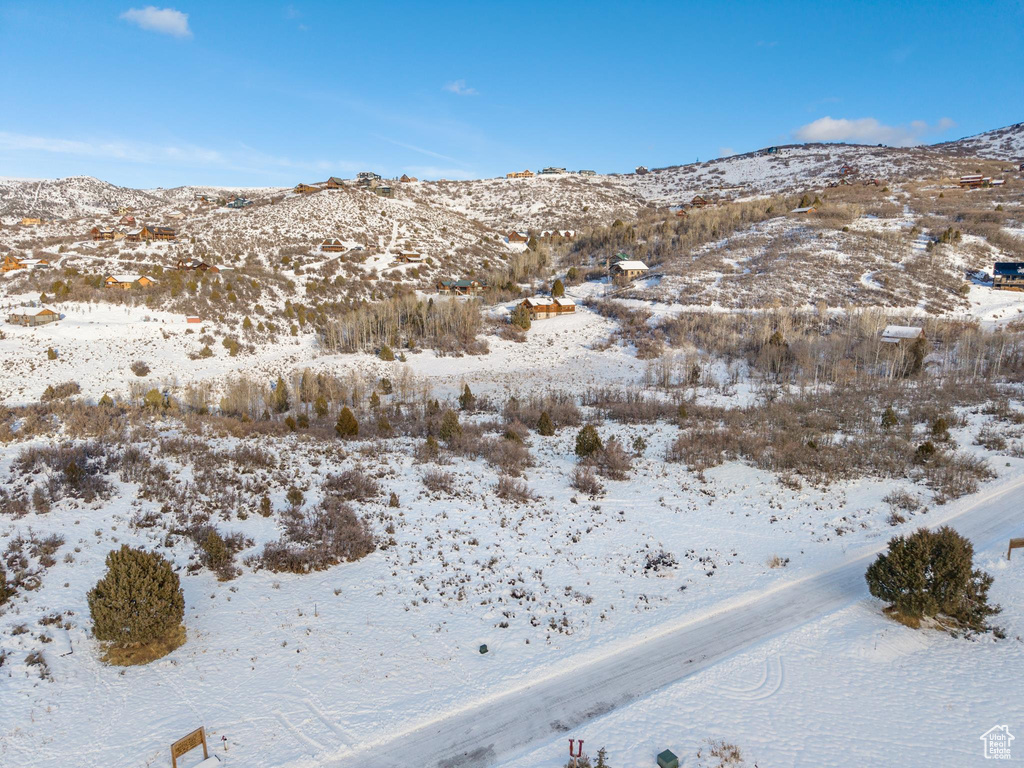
[570,465,603,495]
[575,425,602,458]
[46,347,57,360]
[0,562,13,606]
[494,476,538,503]
[130,360,151,377]
[256,498,374,574]
[323,469,380,501]
[865,526,1000,633]
[881,406,898,429]
[41,381,81,401]
[286,486,305,508]
[422,469,455,494]
[87,545,185,658]
[379,344,395,361]
[335,406,359,438]
[537,411,555,436]
[551,279,565,298]
[596,437,632,480]
[388,492,400,508]
[458,384,476,411]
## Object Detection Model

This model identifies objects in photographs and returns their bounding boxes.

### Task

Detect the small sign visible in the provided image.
[1009,538,1024,560]
[171,726,209,768]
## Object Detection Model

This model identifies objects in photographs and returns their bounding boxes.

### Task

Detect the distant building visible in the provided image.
[437,279,488,295]
[226,197,253,208]
[507,231,529,243]
[880,325,925,344]
[539,229,576,241]
[357,171,382,182]
[119,214,136,226]
[104,274,157,290]
[7,306,59,326]
[540,166,567,175]
[140,226,176,241]
[578,169,597,176]
[167,211,186,220]
[994,262,1024,291]
[635,166,649,175]
[320,238,346,252]
[1,255,49,272]
[959,174,988,188]
[374,186,393,198]
[176,258,218,273]
[790,206,816,214]
[506,170,535,179]
[765,146,779,155]
[399,174,418,182]
[612,260,650,280]
[325,176,345,189]
[397,251,424,263]
[519,296,576,318]
[90,226,115,241]
[691,195,709,208]
[20,217,42,226]
[294,183,319,194]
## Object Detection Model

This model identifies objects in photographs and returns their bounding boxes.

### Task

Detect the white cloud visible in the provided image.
[443,79,478,96]
[793,116,956,147]
[120,6,192,38]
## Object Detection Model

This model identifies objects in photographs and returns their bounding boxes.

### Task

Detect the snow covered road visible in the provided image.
[313,478,1024,768]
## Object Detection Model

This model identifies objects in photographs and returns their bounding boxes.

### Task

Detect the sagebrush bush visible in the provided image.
[87,545,185,650]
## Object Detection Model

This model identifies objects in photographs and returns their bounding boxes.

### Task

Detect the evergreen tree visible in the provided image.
[273,376,290,413]
[0,561,13,606]
[881,406,898,429]
[314,395,328,419]
[537,410,555,436]
[87,545,184,647]
[379,344,395,361]
[595,747,611,768]
[458,384,476,411]
[439,409,462,442]
[389,492,400,508]
[510,305,532,331]
[370,391,381,409]
[865,526,1000,633]
[575,424,602,458]
[551,279,565,298]
[98,393,114,408]
[335,406,359,438]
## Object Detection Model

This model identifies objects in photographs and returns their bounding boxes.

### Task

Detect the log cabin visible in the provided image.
[519,296,576,318]
[104,275,157,290]
[7,306,59,326]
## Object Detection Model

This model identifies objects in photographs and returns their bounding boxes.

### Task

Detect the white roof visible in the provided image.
[12,305,56,315]
[615,260,649,271]
[108,274,155,284]
[791,207,815,213]
[554,297,575,306]
[524,297,554,307]
[881,325,924,342]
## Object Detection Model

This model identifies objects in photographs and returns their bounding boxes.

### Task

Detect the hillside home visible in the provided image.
[578,170,597,176]
[612,260,650,280]
[226,197,253,208]
[374,186,393,198]
[124,229,143,242]
[506,170,534,179]
[691,195,709,207]
[90,226,115,241]
[540,167,567,175]
[20,217,42,226]
[790,206,817,214]
[519,296,576,318]
[507,231,529,243]
[294,183,319,194]
[357,171,382,182]
[539,229,576,241]
[959,174,987,188]
[325,177,345,189]
[397,251,424,263]
[880,325,925,344]
[112,229,126,241]
[1,255,50,272]
[168,211,186,220]
[399,174,418,182]
[141,226,176,241]
[994,262,1024,291]
[990,179,1005,187]
[437,279,487,295]
[114,206,133,215]
[119,214,136,226]
[635,166,649,175]
[104,274,157,290]
[766,146,779,155]
[7,306,59,326]
[321,238,346,252]
[176,258,218,272]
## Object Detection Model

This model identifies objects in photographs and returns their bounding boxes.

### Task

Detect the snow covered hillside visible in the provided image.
[934,121,1024,161]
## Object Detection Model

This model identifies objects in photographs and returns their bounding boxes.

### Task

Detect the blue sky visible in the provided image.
[1,1,1021,187]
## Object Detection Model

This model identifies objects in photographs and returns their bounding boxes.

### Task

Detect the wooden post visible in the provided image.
[170,726,208,768]
[1008,538,1024,560]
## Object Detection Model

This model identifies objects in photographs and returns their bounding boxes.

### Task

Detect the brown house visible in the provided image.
[519,296,576,318]
[397,251,424,263]
[90,226,115,241]
[321,238,346,252]
[105,274,157,290]
[2,255,50,272]
[7,306,59,326]
[691,195,709,208]
[20,217,42,226]
[506,170,535,179]
[437,279,488,295]
[612,260,650,280]
[119,214,137,226]
[139,226,176,241]
[176,258,218,273]
[294,183,319,194]
[324,177,345,189]
[507,231,529,243]
[399,174,418,182]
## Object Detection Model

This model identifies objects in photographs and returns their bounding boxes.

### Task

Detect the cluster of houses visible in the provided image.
[294,172,414,198]
[505,169,597,179]
[90,224,177,242]
[959,174,1005,189]
[506,229,577,244]
[2,255,50,272]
